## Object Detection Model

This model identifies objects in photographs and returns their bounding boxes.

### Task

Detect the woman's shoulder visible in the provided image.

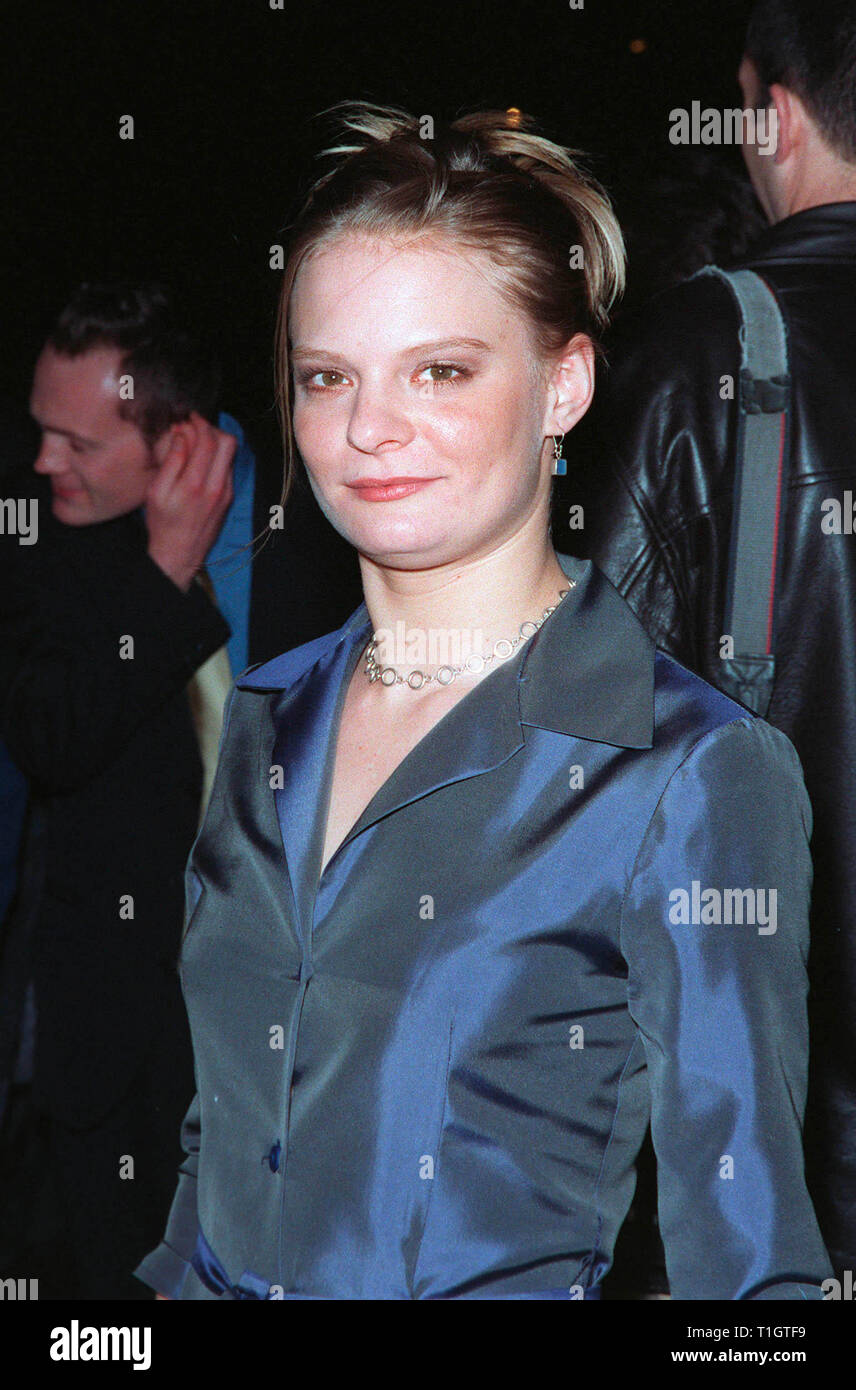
[651,647,804,789]
[211,622,361,753]
[235,630,343,694]
[233,599,369,698]
[654,645,749,727]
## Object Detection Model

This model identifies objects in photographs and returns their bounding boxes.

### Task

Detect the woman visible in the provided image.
[136,105,831,1300]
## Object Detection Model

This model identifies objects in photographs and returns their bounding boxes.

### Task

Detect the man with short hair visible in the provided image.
[563,0,856,1279]
[0,282,240,1298]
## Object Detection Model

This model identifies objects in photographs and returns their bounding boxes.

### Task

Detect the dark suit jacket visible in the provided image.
[136,552,832,1300]
[0,469,229,1127]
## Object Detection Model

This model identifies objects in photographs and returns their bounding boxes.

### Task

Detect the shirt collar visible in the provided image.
[517,553,654,747]
[747,200,856,265]
[238,553,655,750]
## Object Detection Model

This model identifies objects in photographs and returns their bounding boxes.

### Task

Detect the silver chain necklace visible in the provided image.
[363,583,574,690]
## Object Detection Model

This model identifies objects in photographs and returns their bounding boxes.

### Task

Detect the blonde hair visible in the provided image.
[274,102,626,506]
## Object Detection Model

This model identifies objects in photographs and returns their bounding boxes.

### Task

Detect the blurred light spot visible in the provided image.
[629,38,647,55]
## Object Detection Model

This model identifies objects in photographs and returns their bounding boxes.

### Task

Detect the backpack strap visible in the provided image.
[692,265,791,717]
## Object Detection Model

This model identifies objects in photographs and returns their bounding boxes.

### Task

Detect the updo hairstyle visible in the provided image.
[275,103,626,504]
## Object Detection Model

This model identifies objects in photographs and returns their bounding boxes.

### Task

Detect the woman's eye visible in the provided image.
[300,370,347,390]
[419,363,468,386]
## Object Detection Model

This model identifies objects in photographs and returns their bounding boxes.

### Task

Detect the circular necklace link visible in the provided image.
[363,584,574,689]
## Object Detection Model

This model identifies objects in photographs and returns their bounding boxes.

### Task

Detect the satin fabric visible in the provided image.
[135,553,832,1299]
[562,204,856,1272]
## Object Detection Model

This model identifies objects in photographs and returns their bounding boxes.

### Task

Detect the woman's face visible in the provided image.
[289,232,575,571]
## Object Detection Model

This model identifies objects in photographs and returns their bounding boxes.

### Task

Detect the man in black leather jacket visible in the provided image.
[563,0,856,1278]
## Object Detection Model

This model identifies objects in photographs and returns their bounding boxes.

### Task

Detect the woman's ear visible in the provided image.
[544,333,596,437]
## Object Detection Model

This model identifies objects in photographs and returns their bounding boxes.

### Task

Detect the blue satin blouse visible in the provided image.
[135,553,832,1300]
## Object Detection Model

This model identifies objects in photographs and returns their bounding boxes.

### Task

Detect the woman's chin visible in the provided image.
[330,513,459,567]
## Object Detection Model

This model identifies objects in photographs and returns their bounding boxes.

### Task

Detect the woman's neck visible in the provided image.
[358,525,568,678]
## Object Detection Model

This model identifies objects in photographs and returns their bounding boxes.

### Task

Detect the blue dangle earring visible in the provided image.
[551,434,567,476]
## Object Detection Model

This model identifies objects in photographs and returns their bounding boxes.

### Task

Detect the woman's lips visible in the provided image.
[347,477,437,502]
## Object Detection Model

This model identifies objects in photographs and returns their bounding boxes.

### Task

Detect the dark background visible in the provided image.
[0,0,773,1303]
[1,0,757,429]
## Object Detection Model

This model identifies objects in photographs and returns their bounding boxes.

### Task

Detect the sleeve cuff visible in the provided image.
[134,1235,200,1301]
[113,549,232,684]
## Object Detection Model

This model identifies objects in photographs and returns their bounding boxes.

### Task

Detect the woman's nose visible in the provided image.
[346,384,413,454]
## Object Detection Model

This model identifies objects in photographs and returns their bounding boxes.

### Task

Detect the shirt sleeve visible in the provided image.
[133,1088,202,1299]
[619,714,833,1299]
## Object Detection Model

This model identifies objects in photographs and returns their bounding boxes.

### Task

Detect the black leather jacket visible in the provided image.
[561,201,856,1272]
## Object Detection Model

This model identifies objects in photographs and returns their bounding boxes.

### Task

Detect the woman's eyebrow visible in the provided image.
[291,337,492,362]
[291,346,345,362]
[401,337,492,356]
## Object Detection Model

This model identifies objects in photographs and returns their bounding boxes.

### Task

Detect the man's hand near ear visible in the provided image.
[144,412,237,592]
